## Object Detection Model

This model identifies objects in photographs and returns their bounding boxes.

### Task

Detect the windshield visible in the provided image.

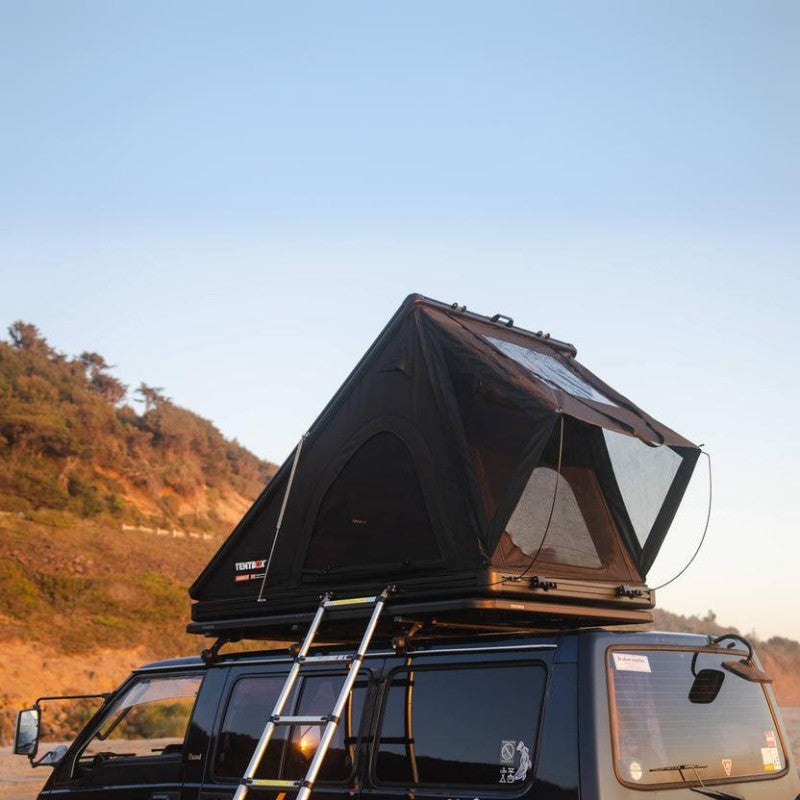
[608,647,785,787]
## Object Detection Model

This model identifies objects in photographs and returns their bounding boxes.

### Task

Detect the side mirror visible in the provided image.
[14,707,40,760]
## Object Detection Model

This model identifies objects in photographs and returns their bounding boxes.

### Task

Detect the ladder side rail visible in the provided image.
[295,590,390,800]
[232,601,329,800]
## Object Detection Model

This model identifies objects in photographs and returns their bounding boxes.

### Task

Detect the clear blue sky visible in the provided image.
[1,2,798,638]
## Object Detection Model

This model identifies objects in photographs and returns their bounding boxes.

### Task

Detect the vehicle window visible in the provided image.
[608,648,786,786]
[80,675,201,761]
[285,675,367,782]
[375,662,546,788]
[215,675,288,779]
[215,673,367,782]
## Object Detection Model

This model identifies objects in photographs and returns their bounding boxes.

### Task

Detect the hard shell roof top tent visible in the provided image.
[189,295,700,641]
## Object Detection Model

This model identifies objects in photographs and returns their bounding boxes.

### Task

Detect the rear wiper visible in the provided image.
[649,764,743,800]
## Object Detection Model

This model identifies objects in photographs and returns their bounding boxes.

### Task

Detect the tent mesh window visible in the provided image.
[491,420,639,581]
[303,431,440,575]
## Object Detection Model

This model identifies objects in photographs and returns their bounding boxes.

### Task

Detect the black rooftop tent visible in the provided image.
[189,295,700,638]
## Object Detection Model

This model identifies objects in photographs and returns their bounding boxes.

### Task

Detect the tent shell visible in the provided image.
[188,295,699,640]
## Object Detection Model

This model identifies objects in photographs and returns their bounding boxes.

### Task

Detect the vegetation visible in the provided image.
[0,320,275,530]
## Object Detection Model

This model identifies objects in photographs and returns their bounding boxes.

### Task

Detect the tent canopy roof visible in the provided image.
[189,295,699,633]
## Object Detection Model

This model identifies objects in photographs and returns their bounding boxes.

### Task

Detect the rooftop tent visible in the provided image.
[189,295,700,637]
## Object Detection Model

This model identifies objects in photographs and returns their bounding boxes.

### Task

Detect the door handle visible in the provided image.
[150,793,179,800]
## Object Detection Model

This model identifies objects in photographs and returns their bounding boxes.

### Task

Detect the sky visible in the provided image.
[1,2,798,639]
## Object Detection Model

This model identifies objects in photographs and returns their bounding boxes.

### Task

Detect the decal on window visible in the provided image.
[612,653,651,673]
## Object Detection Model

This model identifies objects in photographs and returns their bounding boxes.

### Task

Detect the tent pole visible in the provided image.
[257,432,308,602]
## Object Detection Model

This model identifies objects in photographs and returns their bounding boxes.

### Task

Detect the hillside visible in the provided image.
[0,321,277,743]
[0,321,276,530]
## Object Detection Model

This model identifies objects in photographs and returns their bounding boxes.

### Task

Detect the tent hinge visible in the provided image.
[616,585,644,599]
[529,576,558,592]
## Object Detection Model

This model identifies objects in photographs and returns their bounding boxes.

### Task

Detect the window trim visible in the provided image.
[212,668,374,786]
[370,659,548,794]
[605,644,790,791]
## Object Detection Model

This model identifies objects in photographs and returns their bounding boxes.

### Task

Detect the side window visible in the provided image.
[375,663,546,788]
[215,673,367,782]
[79,675,202,762]
[286,675,367,782]
[215,676,287,779]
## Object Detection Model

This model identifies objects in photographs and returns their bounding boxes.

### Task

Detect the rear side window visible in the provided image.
[375,662,546,788]
[608,648,786,787]
[215,673,367,782]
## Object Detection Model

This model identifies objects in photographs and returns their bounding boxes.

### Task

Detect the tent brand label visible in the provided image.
[234,559,266,583]
[612,653,651,672]
[235,560,266,572]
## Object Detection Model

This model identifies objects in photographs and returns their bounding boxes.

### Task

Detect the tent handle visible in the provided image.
[491,313,514,327]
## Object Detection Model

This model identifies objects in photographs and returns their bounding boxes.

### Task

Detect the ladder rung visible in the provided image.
[322,595,379,608]
[245,779,304,790]
[272,714,331,726]
[300,653,354,664]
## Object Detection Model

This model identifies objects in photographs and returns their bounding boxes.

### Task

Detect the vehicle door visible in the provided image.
[41,670,205,800]
[198,659,382,800]
[363,645,560,800]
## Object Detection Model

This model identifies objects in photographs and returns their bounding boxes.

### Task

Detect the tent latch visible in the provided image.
[529,576,558,592]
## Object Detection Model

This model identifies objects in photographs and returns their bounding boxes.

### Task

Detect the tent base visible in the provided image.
[188,574,654,643]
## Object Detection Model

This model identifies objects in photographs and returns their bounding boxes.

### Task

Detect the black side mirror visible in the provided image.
[689,668,725,703]
[14,707,40,760]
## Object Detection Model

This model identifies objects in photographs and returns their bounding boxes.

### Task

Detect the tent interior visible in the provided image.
[189,295,700,639]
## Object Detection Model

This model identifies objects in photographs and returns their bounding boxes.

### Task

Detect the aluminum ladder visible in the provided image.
[232,587,393,800]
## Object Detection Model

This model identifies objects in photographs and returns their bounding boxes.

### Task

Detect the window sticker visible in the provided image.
[760,747,781,772]
[764,730,777,748]
[629,762,643,782]
[513,741,531,782]
[500,740,515,764]
[497,740,531,783]
[484,336,618,407]
[722,759,732,777]
[612,653,651,673]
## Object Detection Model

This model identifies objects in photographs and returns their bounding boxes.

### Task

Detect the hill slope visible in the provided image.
[0,321,275,530]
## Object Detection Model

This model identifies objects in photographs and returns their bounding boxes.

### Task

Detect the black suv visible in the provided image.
[14,629,798,800]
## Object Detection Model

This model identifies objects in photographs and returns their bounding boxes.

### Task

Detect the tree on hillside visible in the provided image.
[135,383,169,412]
[79,351,127,404]
[8,321,52,354]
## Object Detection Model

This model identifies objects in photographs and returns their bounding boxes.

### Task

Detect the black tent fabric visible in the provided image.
[189,295,699,634]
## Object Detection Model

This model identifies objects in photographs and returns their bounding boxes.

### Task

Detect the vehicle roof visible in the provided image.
[134,628,713,673]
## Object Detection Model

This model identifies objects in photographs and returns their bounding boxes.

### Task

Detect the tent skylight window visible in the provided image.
[484,336,618,407]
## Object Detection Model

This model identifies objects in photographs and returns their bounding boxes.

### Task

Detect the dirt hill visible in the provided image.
[0,321,275,531]
[0,320,277,743]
